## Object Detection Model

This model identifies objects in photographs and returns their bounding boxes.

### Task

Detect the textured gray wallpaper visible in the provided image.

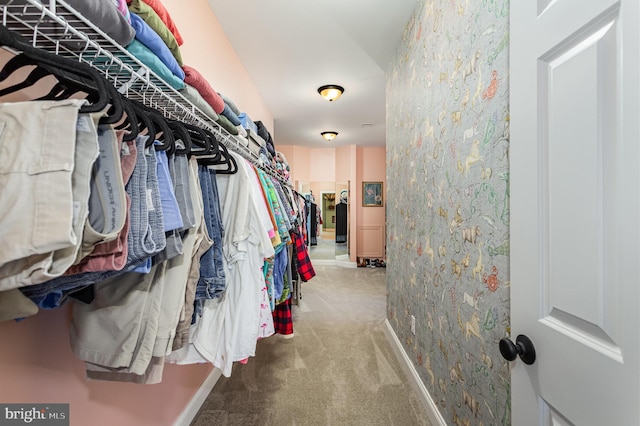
[386,1,510,424]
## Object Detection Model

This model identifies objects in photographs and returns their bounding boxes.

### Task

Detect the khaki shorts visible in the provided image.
[0,99,99,290]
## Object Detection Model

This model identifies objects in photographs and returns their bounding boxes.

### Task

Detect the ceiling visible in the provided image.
[208,0,418,148]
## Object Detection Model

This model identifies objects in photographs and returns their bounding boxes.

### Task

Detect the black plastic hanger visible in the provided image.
[0,56,51,96]
[114,96,140,142]
[0,27,128,128]
[128,99,174,151]
[147,109,174,152]
[34,66,124,126]
[199,141,237,174]
[98,83,125,125]
[201,128,221,160]
[216,143,238,174]
[182,122,212,157]
[126,99,155,144]
[168,120,192,156]
[0,27,114,115]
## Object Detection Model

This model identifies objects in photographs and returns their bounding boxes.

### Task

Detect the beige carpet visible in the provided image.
[191,265,432,426]
[308,235,336,261]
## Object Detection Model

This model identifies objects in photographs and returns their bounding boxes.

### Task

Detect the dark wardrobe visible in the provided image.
[335,202,347,243]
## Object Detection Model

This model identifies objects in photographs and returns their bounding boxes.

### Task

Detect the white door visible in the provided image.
[509,1,640,425]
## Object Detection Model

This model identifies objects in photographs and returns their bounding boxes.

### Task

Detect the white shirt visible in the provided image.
[170,154,275,376]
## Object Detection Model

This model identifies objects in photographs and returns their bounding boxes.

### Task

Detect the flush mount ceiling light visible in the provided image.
[321,131,338,142]
[317,85,344,102]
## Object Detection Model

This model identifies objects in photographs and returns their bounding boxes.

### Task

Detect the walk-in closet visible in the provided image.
[0,1,323,424]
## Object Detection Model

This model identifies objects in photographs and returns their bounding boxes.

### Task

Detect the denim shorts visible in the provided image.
[273,244,288,302]
[152,158,204,357]
[140,143,166,257]
[172,157,212,350]
[194,166,226,314]
[170,152,196,231]
[21,134,164,308]
[151,148,183,263]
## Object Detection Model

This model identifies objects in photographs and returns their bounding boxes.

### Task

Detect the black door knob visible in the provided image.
[499,334,536,365]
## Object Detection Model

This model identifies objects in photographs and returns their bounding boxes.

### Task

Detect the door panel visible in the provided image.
[510,0,639,425]
[541,10,621,360]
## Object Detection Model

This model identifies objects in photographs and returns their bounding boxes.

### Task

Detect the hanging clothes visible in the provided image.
[169,152,276,377]
[0,10,317,385]
[0,100,100,290]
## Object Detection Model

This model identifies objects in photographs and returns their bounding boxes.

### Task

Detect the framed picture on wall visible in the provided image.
[362,182,383,207]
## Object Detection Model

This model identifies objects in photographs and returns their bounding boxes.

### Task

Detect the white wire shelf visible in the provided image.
[0,0,289,185]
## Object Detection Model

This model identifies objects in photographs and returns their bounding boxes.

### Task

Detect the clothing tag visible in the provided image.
[146,188,155,211]
[121,142,131,156]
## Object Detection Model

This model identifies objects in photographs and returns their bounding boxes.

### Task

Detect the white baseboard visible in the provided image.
[173,367,222,426]
[383,319,447,426]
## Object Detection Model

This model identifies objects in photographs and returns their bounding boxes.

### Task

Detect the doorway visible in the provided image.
[321,192,336,233]
[296,181,352,265]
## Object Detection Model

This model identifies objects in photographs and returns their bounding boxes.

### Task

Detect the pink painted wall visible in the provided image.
[357,147,387,259]
[335,145,352,183]
[0,2,273,425]
[280,145,387,263]
[282,146,337,193]
[164,0,274,135]
[310,181,335,194]
[357,146,386,223]
[0,307,211,426]
[309,148,336,182]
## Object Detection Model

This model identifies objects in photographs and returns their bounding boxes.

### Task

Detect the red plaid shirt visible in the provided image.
[292,231,315,282]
